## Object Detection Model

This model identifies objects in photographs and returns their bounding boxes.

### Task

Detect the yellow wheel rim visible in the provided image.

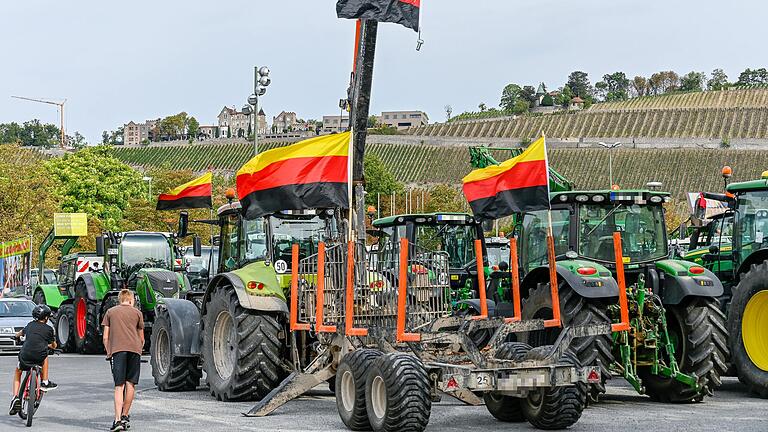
[742,290,768,372]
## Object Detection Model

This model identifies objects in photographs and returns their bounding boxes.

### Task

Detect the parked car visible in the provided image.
[0,298,38,352]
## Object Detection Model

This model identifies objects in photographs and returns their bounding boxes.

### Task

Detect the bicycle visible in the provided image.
[15,347,61,427]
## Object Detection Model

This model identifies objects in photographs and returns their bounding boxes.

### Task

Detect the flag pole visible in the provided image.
[542,132,562,328]
[347,128,354,242]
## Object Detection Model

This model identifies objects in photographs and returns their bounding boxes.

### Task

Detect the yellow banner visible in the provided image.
[0,238,31,258]
[53,213,88,237]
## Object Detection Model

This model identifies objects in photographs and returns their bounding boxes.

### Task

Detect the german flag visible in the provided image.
[236,132,350,218]
[156,172,212,210]
[462,136,550,220]
[337,0,421,32]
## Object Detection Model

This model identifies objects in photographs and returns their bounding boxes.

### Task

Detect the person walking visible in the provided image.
[102,289,144,431]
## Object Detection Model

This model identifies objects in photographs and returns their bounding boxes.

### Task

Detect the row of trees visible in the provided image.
[0,120,86,148]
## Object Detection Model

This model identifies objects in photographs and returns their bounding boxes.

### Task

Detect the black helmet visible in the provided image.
[32,304,52,321]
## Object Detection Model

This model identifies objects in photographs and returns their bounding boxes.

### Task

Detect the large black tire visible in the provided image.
[639,297,729,402]
[522,279,613,403]
[520,346,587,430]
[365,353,431,432]
[55,303,76,353]
[728,262,768,398]
[484,342,531,422]
[202,284,286,401]
[74,282,104,354]
[151,307,201,392]
[336,349,383,430]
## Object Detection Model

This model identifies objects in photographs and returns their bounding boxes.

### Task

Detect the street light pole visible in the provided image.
[244,66,271,157]
[598,142,621,187]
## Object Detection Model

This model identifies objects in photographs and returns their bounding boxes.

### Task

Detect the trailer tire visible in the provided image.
[728,262,768,398]
[74,282,103,354]
[520,346,587,430]
[336,349,383,430]
[55,303,76,353]
[151,307,201,392]
[484,342,531,422]
[640,297,728,402]
[365,353,431,432]
[202,284,286,401]
[522,279,613,403]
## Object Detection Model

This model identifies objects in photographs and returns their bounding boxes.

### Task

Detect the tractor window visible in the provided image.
[219,214,240,271]
[736,191,768,259]
[486,242,510,268]
[120,233,172,269]
[375,225,404,273]
[241,218,268,263]
[703,215,734,246]
[522,209,571,271]
[270,216,327,264]
[579,204,667,263]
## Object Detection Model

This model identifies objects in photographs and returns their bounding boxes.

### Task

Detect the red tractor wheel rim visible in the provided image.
[76,299,87,339]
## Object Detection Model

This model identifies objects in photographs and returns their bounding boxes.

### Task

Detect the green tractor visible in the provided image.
[56,229,193,354]
[149,203,341,397]
[513,189,728,402]
[680,170,768,398]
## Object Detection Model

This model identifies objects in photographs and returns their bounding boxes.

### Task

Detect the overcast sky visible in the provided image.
[1,0,766,143]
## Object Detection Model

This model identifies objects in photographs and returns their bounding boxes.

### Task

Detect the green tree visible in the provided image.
[649,71,680,94]
[707,69,729,90]
[478,103,487,112]
[367,115,379,128]
[736,68,768,85]
[500,84,523,112]
[557,86,574,107]
[595,72,630,101]
[632,76,648,97]
[44,147,145,230]
[0,120,62,147]
[541,94,554,106]
[187,116,200,141]
[566,71,593,98]
[680,71,706,92]
[364,154,403,206]
[520,86,537,106]
[425,185,464,213]
[102,131,110,144]
[512,99,530,114]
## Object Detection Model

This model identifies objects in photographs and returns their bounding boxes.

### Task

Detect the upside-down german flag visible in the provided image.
[236,132,350,218]
[462,136,550,220]
[156,172,212,210]
[337,0,421,32]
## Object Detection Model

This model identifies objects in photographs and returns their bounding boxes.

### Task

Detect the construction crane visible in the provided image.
[11,96,67,148]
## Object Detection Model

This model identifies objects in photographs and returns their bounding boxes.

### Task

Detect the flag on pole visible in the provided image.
[462,135,550,220]
[236,132,351,218]
[156,172,212,210]
[337,0,421,32]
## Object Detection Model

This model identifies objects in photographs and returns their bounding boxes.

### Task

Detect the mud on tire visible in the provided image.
[365,353,431,432]
[151,307,202,392]
[520,346,587,430]
[640,297,729,402]
[336,349,383,430]
[484,342,531,423]
[522,279,613,403]
[202,284,287,401]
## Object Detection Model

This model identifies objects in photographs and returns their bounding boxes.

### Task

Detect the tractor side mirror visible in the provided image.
[709,245,720,255]
[193,236,202,257]
[178,211,189,238]
[96,237,105,256]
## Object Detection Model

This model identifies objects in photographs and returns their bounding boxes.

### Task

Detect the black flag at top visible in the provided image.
[337,0,420,32]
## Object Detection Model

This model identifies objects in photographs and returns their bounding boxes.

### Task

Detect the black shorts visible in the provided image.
[17,353,45,372]
[110,352,141,386]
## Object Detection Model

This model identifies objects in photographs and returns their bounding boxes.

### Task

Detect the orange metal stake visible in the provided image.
[544,234,562,328]
[472,239,489,320]
[290,243,309,331]
[396,238,420,342]
[504,237,522,323]
[315,242,337,333]
[345,241,368,336]
[612,232,631,332]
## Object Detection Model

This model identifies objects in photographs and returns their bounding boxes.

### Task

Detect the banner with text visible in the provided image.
[0,237,32,298]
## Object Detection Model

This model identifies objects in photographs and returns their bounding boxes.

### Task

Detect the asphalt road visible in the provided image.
[0,354,765,431]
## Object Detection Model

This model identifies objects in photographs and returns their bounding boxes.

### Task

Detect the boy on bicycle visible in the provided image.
[9,304,58,415]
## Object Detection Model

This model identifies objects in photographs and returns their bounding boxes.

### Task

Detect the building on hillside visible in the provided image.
[533,82,547,107]
[379,110,429,130]
[322,115,349,133]
[570,97,585,110]
[272,111,298,133]
[198,125,217,140]
[123,118,160,145]
[217,106,267,138]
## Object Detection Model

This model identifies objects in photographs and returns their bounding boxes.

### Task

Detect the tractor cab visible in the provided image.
[371,213,485,306]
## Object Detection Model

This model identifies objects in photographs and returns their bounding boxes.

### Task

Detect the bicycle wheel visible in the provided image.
[18,371,29,420]
[25,368,37,427]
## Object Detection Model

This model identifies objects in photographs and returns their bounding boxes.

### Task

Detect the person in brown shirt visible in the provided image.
[102,289,144,432]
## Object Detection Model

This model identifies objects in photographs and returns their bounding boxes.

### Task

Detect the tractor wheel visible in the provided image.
[202,284,286,401]
[519,346,587,430]
[522,279,613,403]
[728,262,768,398]
[55,303,76,353]
[639,297,728,402]
[74,282,104,354]
[484,342,531,422]
[365,353,431,432]
[151,307,201,392]
[336,349,383,430]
